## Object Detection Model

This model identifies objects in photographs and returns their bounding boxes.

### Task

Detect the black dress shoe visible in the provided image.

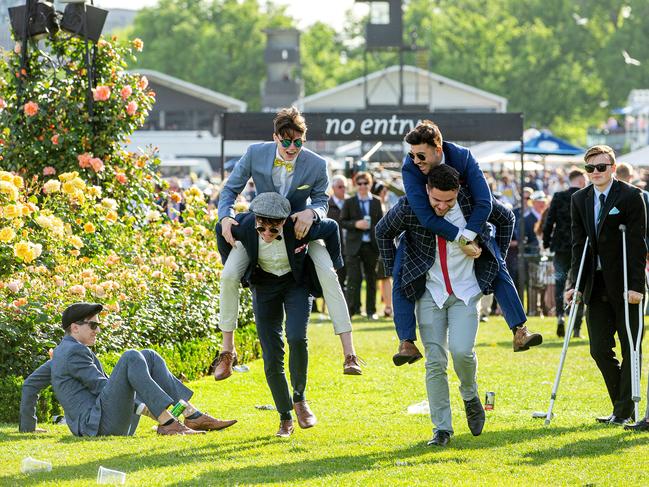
[463,396,485,436]
[625,419,649,431]
[556,323,565,337]
[427,430,451,447]
[596,414,632,425]
[595,414,614,423]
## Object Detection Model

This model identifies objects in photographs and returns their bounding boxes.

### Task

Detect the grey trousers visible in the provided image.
[97,349,193,436]
[416,290,481,435]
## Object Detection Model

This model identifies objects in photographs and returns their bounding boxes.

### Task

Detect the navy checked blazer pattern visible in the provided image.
[376,190,515,302]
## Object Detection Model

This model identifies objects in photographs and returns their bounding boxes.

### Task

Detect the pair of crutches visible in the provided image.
[536,226,644,425]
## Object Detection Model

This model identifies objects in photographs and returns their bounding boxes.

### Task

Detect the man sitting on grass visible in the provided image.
[20,302,237,436]
[216,192,343,437]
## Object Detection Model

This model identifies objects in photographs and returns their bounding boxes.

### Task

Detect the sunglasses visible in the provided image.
[256,225,281,234]
[408,151,427,162]
[82,320,101,330]
[584,163,612,173]
[356,181,369,186]
[279,138,303,149]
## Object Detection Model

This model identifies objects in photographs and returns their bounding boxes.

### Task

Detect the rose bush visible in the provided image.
[0,34,258,419]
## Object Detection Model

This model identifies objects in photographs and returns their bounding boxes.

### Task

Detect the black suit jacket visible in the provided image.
[543,186,580,253]
[327,196,345,253]
[216,214,343,297]
[570,179,647,304]
[340,194,383,256]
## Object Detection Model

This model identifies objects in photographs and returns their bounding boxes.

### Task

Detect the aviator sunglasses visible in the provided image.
[256,225,281,234]
[584,163,613,173]
[408,151,426,162]
[279,138,303,149]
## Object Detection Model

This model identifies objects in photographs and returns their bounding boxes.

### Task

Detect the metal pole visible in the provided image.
[220,113,226,182]
[517,138,526,299]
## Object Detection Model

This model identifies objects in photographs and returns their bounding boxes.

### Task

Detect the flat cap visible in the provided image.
[62,302,104,329]
[249,192,291,219]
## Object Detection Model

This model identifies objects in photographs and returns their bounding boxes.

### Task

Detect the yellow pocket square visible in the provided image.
[297,184,310,190]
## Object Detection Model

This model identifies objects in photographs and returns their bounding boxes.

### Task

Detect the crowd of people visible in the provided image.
[18,106,649,445]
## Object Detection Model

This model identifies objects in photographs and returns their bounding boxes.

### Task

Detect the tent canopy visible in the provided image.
[618,145,649,166]
[508,131,584,156]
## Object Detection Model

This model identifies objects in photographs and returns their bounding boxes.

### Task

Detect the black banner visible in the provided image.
[223,112,523,142]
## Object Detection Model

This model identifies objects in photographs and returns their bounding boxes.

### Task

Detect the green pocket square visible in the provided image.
[297,184,310,190]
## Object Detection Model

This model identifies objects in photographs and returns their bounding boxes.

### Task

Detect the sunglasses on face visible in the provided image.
[279,138,303,149]
[408,151,427,162]
[584,163,612,173]
[256,225,281,234]
[82,321,101,330]
[356,181,369,186]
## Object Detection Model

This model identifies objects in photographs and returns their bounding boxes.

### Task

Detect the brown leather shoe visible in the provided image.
[213,351,237,381]
[157,420,205,435]
[275,419,294,437]
[343,354,362,375]
[293,400,317,429]
[513,325,543,352]
[392,340,423,366]
[184,413,237,431]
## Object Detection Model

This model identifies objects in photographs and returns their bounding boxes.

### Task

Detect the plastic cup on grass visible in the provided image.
[21,457,52,474]
[97,466,126,484]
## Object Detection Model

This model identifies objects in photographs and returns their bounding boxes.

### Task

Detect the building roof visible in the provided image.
[132,69,247,112]
[296,64,507,110]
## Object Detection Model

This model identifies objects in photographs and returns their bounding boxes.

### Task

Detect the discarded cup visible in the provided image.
[407,400,430,415]
[255,404,276,411]
[97,466,126,485]
[233,364,250,373]
[21,457,52,474]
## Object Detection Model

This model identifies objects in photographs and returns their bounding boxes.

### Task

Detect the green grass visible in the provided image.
[2,315,649,485]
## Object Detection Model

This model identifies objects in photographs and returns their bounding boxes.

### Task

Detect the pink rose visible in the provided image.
[137,76,148,90]
[126,101,138,116]
[116,172,127,184]
[0,98,6,110]
[183,227,194,236]
[90,157,105,173]
[78,153,92,169]
[23,101,38,116]
[43,166,56,176]
[51,134,59,145]
[7,280,23,293]
[92,85,111,102]
[120,85,132,100]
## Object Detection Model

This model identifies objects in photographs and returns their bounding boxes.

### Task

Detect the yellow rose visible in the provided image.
[0,226,15,242]
[4,204,22,218]
[43,180,61,194]
[106,210,118,223]
[13,240,42,263]
[0,172,13,182]
[58,171,79,182]
[83,222,96,233]
[0,181,19,201]
[101,198,118,210]
[12,176,23,188]
[69,235,84,249]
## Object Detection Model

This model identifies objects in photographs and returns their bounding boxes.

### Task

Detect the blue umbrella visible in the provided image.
[508,131,584,156]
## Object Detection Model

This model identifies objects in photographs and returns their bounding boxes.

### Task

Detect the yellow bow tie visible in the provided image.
[274,158,294,173]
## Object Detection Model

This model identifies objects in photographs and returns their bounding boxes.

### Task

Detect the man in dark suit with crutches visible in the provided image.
[566,145,646,426]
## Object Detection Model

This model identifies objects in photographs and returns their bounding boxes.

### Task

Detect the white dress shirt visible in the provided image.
[593,179,614,270]
[426,202,481,308]
[357,195,373,242]
[257,234,291,276]
[271,148,295,197]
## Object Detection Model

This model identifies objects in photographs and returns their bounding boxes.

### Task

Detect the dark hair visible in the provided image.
[274,106,307,138]
[255,216,285,227]
[404,120,443,148]
[427,164,460,191]
[568,168,585,181]
[584,144,615,165]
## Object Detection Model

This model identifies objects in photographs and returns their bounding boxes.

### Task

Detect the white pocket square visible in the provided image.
[297,184,310,190]
[609,207,620,215]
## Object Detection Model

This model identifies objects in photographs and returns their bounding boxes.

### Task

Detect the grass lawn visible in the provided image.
[2,314,649,485]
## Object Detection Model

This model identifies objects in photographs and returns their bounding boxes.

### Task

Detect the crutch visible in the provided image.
[532,237,589,425]
[620,224,643,421]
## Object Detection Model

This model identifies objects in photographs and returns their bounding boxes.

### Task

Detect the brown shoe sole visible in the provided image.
[513,334,543,352]
[392,353,423,366]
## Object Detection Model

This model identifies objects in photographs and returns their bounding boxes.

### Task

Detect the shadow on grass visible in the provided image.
[355,325,396,333]
[475,340,589,350]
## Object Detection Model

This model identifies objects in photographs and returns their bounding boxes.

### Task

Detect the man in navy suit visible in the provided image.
[215,107,360,379]
[216,192,343,437]
[388,120,541,364]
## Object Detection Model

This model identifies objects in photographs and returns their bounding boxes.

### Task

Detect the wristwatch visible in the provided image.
[458,235,470,246]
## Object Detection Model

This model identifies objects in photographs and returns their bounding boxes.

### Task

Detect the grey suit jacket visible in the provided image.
[20,335,107,436]
[217,142,329,221]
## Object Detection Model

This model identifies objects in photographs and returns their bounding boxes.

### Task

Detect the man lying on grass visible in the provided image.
[20,302,237,436]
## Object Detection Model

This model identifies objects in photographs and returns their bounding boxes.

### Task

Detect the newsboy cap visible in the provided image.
[249,192,291,219]
[62,302,103,329]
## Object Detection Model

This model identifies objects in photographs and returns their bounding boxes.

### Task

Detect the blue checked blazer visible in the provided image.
[376,190,514,301]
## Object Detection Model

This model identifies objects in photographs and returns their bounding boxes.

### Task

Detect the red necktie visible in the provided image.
[437,235,453,295]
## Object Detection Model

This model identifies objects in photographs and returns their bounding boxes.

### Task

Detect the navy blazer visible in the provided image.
[216,214,343,296]
[376,191,514,302]
[20,335,108,436]
[402,141,492,241]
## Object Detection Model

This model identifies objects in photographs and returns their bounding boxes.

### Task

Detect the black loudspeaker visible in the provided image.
[8,1,58,40]
[60,3,108,43]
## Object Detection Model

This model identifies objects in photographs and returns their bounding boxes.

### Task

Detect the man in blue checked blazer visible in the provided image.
[388,120,541,364]
[215,107,361,379]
